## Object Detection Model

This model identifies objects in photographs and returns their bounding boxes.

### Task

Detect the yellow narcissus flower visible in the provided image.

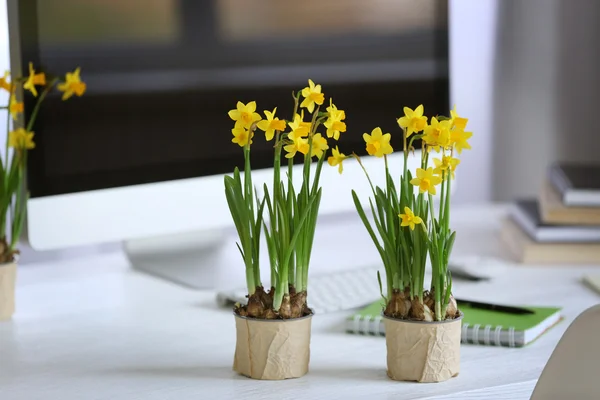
[8,128,35,150]
[450,106,469,130]
[324,101,346,140]
[231,123,253,147]
[410,167,442,195]
[287,113,311,139]
[57,67,86,100]
[397,105,427,137]
[363,127,393,158]
[257,107,286,141]
[399,207,423,231]
[311,133,329,159]
[23,63,46,97]
[0,71,14,93]
[423,117,451,152]
[9,95,23,121]
[300,79,325,113]
[228,101,262,128]
[327,146,346,174]
[284,135,309,159]
[451,129,472,154]
[433,155,460,179]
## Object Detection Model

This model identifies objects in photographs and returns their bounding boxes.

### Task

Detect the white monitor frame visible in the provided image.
[26,151,433,251]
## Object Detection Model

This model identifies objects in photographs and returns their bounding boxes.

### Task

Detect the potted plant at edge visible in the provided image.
[224,79,346,380]
[0,64,86,320]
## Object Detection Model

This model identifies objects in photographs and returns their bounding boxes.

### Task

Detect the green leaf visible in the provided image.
[377,270,387,303]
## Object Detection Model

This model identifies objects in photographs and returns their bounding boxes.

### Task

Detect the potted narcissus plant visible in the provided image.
[345,105,472,382]
[225,79,346,380]
[0,64,86,320]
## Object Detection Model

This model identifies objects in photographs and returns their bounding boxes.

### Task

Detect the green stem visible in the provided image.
[26,77,59,132]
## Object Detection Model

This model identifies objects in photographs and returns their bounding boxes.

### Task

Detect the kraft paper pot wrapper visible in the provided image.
[383,312,463,383]
[233,313,312,380]
[0,262,16,321]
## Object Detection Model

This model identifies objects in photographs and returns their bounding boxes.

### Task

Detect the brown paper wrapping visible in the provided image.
[0,262,16,321]
[233,313,312,380]
[383,313,463,383]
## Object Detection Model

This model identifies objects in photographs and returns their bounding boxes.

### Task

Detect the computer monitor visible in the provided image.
[8,0,449,287]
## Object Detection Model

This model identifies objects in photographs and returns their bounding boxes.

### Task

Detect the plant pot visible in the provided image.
[0,262,17,321]
[233,312,313,380]
[383,312,464,383]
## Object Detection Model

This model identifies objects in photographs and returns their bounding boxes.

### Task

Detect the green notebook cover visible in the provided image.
[346,300,562,347]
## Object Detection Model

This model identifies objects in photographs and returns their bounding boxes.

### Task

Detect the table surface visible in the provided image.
[1,204,599,400]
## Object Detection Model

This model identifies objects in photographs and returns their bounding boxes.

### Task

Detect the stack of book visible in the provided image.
[502,163,600,264]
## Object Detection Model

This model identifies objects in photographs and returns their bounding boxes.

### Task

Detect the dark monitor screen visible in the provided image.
[10,0,449,198]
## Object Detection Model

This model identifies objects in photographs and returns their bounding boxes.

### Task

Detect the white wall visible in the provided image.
[491,0,600,201]
[449,0,498,204]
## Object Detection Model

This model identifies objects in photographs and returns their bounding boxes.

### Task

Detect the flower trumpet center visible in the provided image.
[240,111,252,125]
[419,178,430,192]
[366,141,381,154]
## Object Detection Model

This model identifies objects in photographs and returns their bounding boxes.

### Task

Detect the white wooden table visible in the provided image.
[1,205,599,399]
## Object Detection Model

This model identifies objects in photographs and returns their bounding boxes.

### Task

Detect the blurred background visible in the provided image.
[1,0,599,262]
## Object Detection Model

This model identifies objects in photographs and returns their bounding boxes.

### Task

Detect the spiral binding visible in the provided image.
[349,316,518,347]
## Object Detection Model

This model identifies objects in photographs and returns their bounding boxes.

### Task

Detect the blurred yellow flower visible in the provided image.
[410,167,442,195]
[9,95,23,121]
[288,113,311,139]
[450,129,473,154]
[0,71,14,93]
[450,106,468,130]
[257,107,286,141]
[327,146,346,174]
[423,117,451,152]
[23,63,46,97]
[57,67,86,100]
[228,101,262,128]
[324,101,346,140]
[397,105,427,137]
[284,135,309,159]
[433,155,460,179]
[231,123,253,147]
[8,128,35,150]
[363,127,393,158]
[311,133,329,159]
[300,79,325,113]
[399,207,423,230]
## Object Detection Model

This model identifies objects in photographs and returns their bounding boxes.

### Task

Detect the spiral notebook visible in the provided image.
[346,301,562,348]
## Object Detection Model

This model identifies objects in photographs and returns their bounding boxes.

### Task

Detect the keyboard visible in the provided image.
[216,257,495,314]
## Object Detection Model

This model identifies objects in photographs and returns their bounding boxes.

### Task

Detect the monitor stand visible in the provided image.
[124,229,227,290]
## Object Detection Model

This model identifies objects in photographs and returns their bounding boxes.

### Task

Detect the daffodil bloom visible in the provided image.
[399,207,423,230]
[57,67,86,101]
[311,133,329,159]
[284,135,309,159]
[9,95,23,121]
[300,79,325,113]
[0,71,14,93]
[324,101,346,140]
[397,105,428,137]
[327,146,346,174]
[23,63,46,97]
[8,128,35,150]
[450,129,473,154]
[363,127,393,158]
[450,106,468,130]
[410,167,442,195]
[228,101,262,128]
[423,117,451,152]
[433,155,460,179]
[256,107,286,141]
[231,123,253,147]
[287,113,311,139]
